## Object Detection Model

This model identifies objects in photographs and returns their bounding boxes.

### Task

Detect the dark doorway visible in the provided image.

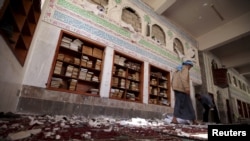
[226,99,232,123]
[209,93,220,123]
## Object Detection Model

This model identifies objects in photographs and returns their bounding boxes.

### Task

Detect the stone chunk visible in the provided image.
[7,129,41,140]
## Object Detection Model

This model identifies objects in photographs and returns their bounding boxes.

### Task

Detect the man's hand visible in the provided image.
[209,105,215,110]
[185,89,190,95]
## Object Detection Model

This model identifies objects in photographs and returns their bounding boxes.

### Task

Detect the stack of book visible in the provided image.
[152,87,158,95]
[112,77,119,87]
[149,98,157,104]
[70,42,79,51]
[50,77,63,88]
[114,55,120,64]
[79,68,87,80]
[110,88,117,97]
[126,80,130,89]
[126,62,141,71]
[112,66,116,75]
[161,99,170,106]
[70,39,83,52]
[114,55,126,66]
[160,81,167,88]
[86,72,93,81]
[74,57,80,65]
[71,67,79,78]
[130,82,139,91]
[118,90,124,98]
[64,56,73,63]
[92,47,103,59]
[126,93,135,101]
[86,60,93,68]
[61,36,83,52]
[128,72,139,81]
[159,90,167,98]
[119,78,126,88]
[54,61,63,75]
[150,78,157,85]
[119,57,126,66]
[117,68,126,77]
[95,59,102,70]
[61,36,72,48]
[69,79,77,91]
[81,55,89,67]
[57,54,64,61]
[65,65,74,77]
[92,75,99,82]
[89,88,99,94]
[110,88,123,98]
[82,45,93,56]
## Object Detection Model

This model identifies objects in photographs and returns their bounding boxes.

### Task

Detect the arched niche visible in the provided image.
[173,38,184,57]
[151,24,166,46]
[232,76,238,87]
[91,0,109,7]
[121,7,141,32]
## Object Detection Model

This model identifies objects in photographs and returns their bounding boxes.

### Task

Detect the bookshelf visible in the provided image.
[110,51,143,103]
[149,65,170,106]
[47,30,105,96]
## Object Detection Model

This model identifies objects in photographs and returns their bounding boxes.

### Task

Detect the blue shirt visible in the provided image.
[200,94,214,108]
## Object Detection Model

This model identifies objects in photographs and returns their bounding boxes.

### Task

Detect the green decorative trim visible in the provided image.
[115,0,122,4]
[185,42,190,49]
[167,30,173,39]
[139,39,178,61]
[144,15,151,24]
[57,0,131,38]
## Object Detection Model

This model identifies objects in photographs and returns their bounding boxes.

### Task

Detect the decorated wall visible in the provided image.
[40,0,202,84]
[0,0,202,113]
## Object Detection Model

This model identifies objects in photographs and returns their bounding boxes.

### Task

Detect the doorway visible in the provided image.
[226,99,232,123]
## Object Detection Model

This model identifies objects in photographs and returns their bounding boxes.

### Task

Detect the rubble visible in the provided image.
[0,112,208,140]
[7,129,42,140]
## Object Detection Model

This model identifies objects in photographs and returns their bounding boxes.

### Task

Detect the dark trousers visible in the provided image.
[203,105,210,122]
[213,106,221,123]
[203,105,221,123]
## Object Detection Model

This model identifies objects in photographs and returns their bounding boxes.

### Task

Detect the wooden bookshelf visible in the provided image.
[149,65,170,106]
[47,30,105,96]
[110,51,144,103]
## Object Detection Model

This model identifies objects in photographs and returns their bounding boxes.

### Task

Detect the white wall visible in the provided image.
[22,23,61,87]
[0,36,23,112]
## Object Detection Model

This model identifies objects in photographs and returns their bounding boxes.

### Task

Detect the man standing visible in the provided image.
[171,60,198,125]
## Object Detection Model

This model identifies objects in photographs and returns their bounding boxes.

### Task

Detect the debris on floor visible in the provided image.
[0,112,208,141]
